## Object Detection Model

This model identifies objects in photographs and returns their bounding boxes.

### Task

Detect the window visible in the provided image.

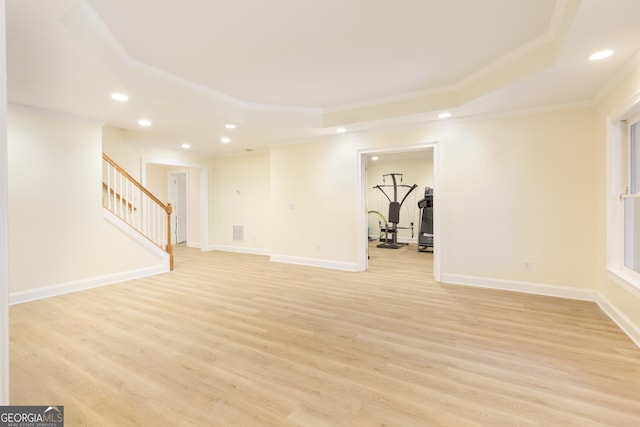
[623,119,640,274]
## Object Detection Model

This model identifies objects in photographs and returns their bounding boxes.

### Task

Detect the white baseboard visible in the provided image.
[440,273,598,302]
[596,294,640,348]
[9,264,168,305]
[208,244,271,257]
[440,273,640,348]
[270,254,359,272]
[209,246,360,272]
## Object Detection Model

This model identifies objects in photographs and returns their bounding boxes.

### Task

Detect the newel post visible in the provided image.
[166,203,174,270]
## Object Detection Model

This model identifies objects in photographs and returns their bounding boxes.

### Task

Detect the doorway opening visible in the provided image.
[357,143,440,281]
[142,160,209,251]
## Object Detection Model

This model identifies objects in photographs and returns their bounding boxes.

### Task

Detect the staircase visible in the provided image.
[102,153,174,270]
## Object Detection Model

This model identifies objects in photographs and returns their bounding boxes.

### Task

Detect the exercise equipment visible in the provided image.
[417,187,434,252]
[372,173,417,249]
[367,210,387,241]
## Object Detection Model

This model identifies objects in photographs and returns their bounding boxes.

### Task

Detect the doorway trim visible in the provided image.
[168,171,188,245]
[357,142,441,281]
[0,0,9,404]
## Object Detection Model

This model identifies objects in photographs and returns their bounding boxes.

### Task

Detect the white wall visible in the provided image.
[145,163,170,201]
[102,126,142,179]
[595,61,640,343]
[187,167,201,246]
[436,111,596,289]
[210,151,271,253]
[7,108,166,298]
[270,140,358,269]
[270,108,597,288]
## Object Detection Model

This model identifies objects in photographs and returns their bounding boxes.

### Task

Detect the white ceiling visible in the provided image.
[7,0,640,155]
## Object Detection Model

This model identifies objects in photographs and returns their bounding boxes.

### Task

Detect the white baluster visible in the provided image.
[119,172,123,218]
[106,162,111,210]
[112,166,117,212]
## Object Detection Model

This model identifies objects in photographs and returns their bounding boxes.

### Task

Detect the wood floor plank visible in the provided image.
[9,243,640,426]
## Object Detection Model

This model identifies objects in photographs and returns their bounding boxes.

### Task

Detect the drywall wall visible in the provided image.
[595,60,640,341]
[187,167,202,247]
[7,108,165,296]
[210,151,271,253]
[145,163,170,201]
[270,139,359,268]
[435,111,596,289]
[102,126,142,179]
[270,108,597,288]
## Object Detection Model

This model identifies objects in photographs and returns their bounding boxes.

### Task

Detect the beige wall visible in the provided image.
[436,111,596,288]
[210,151,271,252]
[270,139,358,264]
[270,109,597,287]
[7,108,164,295]
[145,163,170,201]
[102,126,142,179]
[187,167,202,246]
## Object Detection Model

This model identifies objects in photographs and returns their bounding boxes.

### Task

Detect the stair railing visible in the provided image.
[102,153,173,270]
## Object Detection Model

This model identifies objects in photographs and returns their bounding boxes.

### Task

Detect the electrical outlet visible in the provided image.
[316,244,321,252]
[523,260,532,271]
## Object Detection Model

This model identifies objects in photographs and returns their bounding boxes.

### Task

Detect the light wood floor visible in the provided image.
[10,243,640,426]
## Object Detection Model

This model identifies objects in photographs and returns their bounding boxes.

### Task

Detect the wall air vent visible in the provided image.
[233,225,244,241]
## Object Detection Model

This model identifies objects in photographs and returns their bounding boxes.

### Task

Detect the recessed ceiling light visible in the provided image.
[589,49,614,61]
[111,92,128,102]
[221,137,231,143]
[371,156,379,161]
[225,123,236,129]
[439,112,452,119]
[336,128,346,133]
[138,119,151,127]
[181,143,191,149]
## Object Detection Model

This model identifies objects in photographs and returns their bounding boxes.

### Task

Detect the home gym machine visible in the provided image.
[417,187,434,252]
[373,173,417,249]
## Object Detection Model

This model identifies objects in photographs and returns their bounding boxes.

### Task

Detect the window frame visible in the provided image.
[621,115,640,280]
[607,105,640,295]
